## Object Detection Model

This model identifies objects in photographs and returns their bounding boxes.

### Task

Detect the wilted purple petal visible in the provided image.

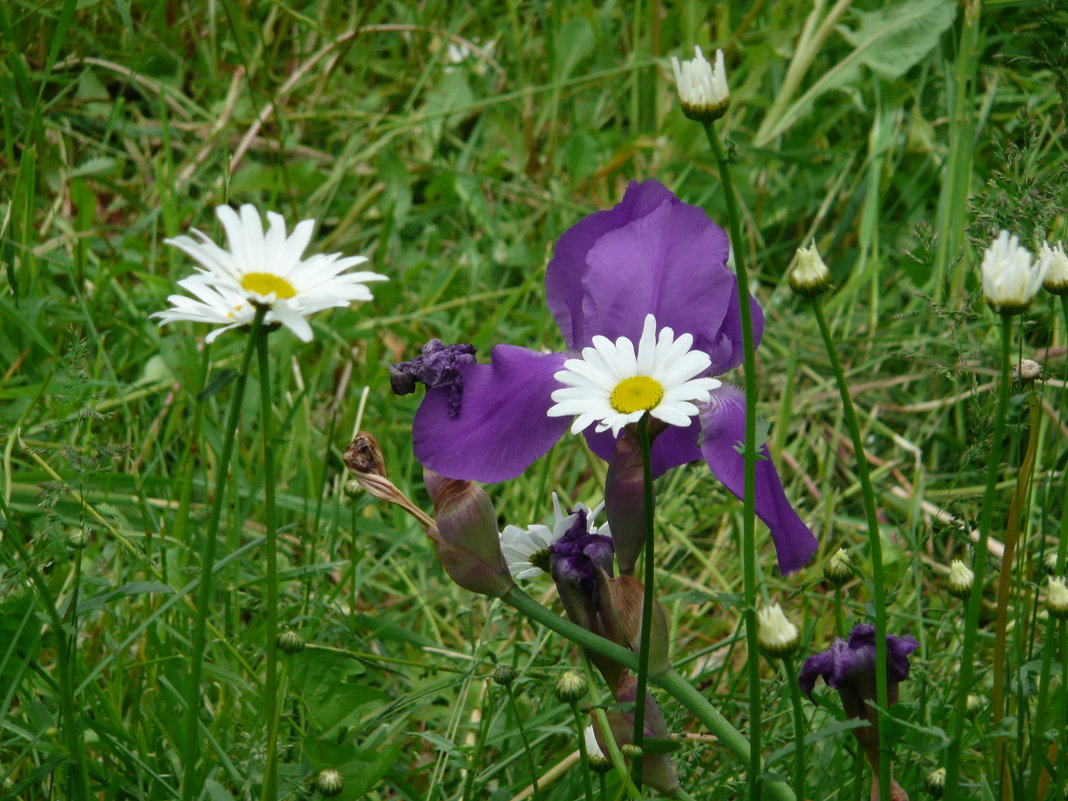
[391,339,478,417]
[413,346,569,482]
[698,384,818,574]
[800,623,919,702]
[848,624,919,684]
[546,180,679,348]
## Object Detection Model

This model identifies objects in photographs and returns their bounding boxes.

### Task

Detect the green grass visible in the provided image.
[3,0,1068,799]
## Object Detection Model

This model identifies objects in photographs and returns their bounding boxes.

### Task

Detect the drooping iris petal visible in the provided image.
[546,180,679,348]
[708,278,765,375]
[698,384,818,574]
[413,345,570,483]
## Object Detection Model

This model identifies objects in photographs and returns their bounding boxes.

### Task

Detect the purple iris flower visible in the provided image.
[409,179,817,574]
[799,624,919,718]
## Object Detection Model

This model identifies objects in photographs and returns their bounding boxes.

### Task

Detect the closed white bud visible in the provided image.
[671,47,730,122]
[789,241,831,297]
[1047,577,1068,620]
[756,603,800,657]
[1040,241,1068,295]
[947,559,974,600]
[980,231,1048,315]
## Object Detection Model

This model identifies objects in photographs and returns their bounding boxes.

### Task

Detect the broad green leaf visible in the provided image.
[288,650,389,734]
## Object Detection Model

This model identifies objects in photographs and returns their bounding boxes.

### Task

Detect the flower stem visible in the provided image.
[631,413,656,786]
[182,307,265,801]
[808,296,890,801]
[501,588,797,801]
[944,314,1013,800]
[256,327,280,801]
[990,389,1039,794]
[506,683,540,798]
[703,119,763,801]
[782,656,807,800]
[569,700,596,801]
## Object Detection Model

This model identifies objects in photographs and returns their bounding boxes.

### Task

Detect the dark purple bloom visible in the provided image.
[390,339,477,418]
[799,624,919,716]
[411,180,818,573]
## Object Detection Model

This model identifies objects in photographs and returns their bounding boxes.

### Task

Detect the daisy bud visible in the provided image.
[584,725,612,772]
[789,241,832,297]
[424,469,515,598]
[554,670,589,703]
[66,528,90,550]
[314,768,345,797]
[980,230,1048,316]
[620,743,643,759]
[1040,241,1068,295]
[947,559,974,600]
[756,603,801,658]
[342,478,363,499]
[670,46,730,123]
[1046,577,1068,620]
[965,693,983,718]
[824,548,853,586]
[925,767,946,797]
[492,664,517,686]
[1013,358,1042,386]
[276,630,305,654]
[1042,551,1060,575]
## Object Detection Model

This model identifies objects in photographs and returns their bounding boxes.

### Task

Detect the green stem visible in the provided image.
[501,588,797,801]
[834,585,845,638]
[703,119,763,801]
[809,296,890,801]
[506,684,540,797]
[944,314,1013,800]
[256,329,280,801]
[990,391,1039,794]
[783,656,806,800]
[631,414,656,785]
[182,307,265,801]
[570,700,596,801]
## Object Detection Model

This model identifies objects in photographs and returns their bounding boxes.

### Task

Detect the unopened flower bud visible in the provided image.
[620,743,644,759]
[314,768,345,797]
[584,725,612,772]
[824,548,853,586]
[277,630,305,654]
[424,469,515,598]
[670,46,730,123]
[66,528,90,549]
[342,478,363,498]
[605,428,651,575]
[554,670,589,703]
[1043,551,1061,575]
[965,694,983,718]
[789,241,832,297]
[492,664,517,686]
[981,230,1047,316]
[925,767,946,797]
[1041,241,1068,295]
[947,559,974,600]
[1013,358,1042,385]
[757,603,800,658]
[1047,577,1068,620]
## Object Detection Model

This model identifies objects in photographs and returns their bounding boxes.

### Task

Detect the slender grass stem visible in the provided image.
[808,296,890,801]
[990,391,1039,793]
[256,329,280,801]
[631,413,656,786]
[702,119,763,801]
[944,314,1013,800]
[501,589,797,801]
[782,656,806,800]
[181,307,265,801]
[569,700,596,801]
[505,683,540,798]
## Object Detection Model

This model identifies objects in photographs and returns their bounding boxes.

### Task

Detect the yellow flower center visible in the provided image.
[241,272,297,299]
[610,376,664,414]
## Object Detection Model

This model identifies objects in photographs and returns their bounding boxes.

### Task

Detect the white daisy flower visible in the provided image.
[152,274,257,344]
[980,230,1048,316]
[671,46,730,122]
[547,314,721,437]
[499,493,609,579]
[155,204,387,342]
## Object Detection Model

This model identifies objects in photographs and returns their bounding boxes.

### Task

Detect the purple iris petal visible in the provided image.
[413,345,569,482]
[390,339,478,418]
[799,623,919,701]
[698,384,818,575]
[547,182,733,351]
[709,279,765,375]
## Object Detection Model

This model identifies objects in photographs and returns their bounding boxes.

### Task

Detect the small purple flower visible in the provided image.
[407,180,817,574]
[799,624,919,718]
[390,339,477,418]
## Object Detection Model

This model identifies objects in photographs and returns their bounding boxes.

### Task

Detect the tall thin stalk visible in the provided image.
[703,120,763,801]
[182,307,266,801]
[944,315,1013,800]
[808,296,890,801]
[630,413,656,786]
